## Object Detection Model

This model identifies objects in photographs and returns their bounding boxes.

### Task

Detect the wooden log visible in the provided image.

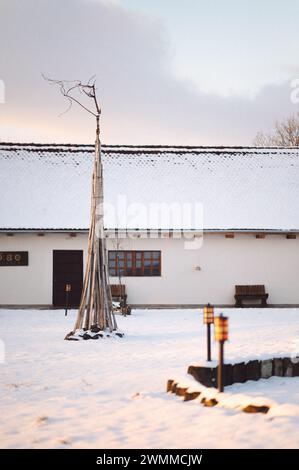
[166,379,174,393]
[261,359,273,379]
[215,363,233,387]
[246,360,261,381]
[273,358,284,376]
[184,391,201,401]
[293,361,299,376]
[282,358,291,377]
[188,365,217,388]
[283,358,299,377]
[201,397,218,407]
[224,364,233,386]
[243,404,270,414]
[232,362,246,383]
[176,387,188,397]
[65,336,79,341]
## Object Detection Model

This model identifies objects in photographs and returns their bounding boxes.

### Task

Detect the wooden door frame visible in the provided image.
[52,249,83,308]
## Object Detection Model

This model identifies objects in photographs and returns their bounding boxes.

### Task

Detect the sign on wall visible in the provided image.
[0,251,28,266]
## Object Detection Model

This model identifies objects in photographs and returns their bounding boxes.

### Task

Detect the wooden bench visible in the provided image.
[110,284,131,314]
[235,285,268,308]
[110,284,127,304]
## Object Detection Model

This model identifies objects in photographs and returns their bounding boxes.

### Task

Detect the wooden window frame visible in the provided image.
[0,251,28,266]
[108,250,161,277]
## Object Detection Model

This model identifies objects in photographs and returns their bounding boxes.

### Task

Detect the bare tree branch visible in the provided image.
[253,112,299,147]
[42,74,101,118]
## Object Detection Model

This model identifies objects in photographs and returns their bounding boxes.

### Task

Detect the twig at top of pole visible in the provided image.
[42,74,101,119]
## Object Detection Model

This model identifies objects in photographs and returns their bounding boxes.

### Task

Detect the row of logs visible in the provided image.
[166,379,270,413]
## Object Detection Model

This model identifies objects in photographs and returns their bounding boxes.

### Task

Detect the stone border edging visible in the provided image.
[188,356,299,388]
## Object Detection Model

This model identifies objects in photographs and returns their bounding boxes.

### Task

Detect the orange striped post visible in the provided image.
[203,304,214,361]
[214,314,229,392]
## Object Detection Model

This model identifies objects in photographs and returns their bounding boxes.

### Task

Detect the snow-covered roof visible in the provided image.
[1,142,299,231]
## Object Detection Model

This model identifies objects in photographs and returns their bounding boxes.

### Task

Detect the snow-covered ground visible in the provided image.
[0,308,299,449]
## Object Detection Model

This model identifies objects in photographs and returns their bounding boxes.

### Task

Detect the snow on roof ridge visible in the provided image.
[1,227,299,233]
[0,141,299,150]
[1,141,298,156]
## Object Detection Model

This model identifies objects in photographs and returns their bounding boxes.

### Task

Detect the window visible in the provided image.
[108,251,161,277]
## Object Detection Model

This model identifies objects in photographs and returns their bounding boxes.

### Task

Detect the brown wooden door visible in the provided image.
[53,250,83,308]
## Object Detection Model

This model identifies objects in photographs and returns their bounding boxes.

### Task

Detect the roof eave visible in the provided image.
[1,228,299,234]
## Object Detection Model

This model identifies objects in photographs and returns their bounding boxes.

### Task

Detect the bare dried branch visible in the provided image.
[42,74,101,118]
[253,112,299,147]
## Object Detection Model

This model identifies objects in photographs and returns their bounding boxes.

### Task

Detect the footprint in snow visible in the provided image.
[58,438,71,446]
[35,415,49,426]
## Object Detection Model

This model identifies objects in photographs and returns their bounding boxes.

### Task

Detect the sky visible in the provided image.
[0,0,299,145]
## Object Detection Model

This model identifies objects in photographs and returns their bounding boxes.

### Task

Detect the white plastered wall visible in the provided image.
[0,232,299,305]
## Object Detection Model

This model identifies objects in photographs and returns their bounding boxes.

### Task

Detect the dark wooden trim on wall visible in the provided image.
[0,251,28,266]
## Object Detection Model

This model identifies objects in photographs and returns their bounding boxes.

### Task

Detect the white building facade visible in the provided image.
[1,143,299,307]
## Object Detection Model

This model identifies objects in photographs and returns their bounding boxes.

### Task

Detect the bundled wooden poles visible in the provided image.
[65,116,119,340]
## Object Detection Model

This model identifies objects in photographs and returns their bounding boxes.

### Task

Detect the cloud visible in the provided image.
[0,0,298,144]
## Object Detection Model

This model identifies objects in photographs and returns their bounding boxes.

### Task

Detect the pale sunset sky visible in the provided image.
[0,0,299,144]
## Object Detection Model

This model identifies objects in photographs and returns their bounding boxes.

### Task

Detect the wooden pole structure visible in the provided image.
[51,81,122,340]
